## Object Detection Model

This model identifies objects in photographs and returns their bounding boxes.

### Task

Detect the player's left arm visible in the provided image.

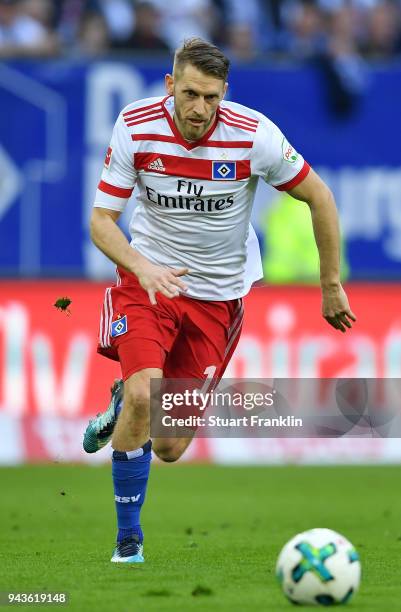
[288,167,356,333]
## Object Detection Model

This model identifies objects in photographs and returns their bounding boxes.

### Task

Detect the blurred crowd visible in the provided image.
[0,0,400,61]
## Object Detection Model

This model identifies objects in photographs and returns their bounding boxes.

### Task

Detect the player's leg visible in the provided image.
[111,367,161,563]
[112,367,160,450]
[152,297,243,463]
[91,270,181,563]
[108,316,178,563]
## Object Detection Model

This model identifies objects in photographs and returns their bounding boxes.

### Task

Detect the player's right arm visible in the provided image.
[91,111,188,305]
[90,208,188,304]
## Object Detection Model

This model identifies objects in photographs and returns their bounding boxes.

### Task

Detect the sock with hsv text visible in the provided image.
[112,440,152,543]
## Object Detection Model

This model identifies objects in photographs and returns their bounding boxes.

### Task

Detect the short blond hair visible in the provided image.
[174,37,230,81]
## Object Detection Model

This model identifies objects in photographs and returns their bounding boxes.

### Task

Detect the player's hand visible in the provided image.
[321,283,356,333]
[135,259,189,305]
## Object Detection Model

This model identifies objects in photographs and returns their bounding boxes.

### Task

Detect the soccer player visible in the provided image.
[83,37,356,563]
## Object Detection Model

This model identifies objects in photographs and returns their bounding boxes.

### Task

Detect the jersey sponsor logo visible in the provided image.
[110,314,127,337]
[212,161,236,180]
[104,146,113,169]
[147,157,166,172]
[282,138,299,164]
[115,494,141,503]
[146,186,234,212]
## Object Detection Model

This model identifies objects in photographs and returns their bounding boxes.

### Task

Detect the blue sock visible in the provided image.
[112,440,152,543]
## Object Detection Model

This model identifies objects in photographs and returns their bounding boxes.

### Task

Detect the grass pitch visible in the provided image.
[1,464,401,611]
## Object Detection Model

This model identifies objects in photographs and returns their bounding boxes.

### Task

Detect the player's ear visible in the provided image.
[165,73,174,95]
[222,82,228,99]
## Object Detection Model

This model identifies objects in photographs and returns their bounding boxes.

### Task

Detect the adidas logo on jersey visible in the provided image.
[148,157,165,172]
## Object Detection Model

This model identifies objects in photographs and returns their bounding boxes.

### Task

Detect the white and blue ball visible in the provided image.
[276,528,361,606]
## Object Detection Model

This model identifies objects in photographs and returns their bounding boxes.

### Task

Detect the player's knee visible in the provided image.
[153,444,182,463]
[156,449,181,463]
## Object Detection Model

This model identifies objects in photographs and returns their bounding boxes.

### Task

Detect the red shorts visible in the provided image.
[97,267,243,383]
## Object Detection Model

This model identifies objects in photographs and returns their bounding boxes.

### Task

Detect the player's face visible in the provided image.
[165,64,227,141]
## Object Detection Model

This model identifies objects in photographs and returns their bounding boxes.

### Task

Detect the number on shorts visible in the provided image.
[197,365,217,395]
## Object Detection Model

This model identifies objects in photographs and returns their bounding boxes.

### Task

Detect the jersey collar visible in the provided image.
[162,95,219,151]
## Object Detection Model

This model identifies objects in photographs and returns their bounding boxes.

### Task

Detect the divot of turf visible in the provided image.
[192,585,213,596]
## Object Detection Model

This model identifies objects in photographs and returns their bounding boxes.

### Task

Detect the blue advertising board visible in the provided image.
[0,59,400,279]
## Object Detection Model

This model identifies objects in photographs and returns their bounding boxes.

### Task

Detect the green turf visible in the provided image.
[1,464,401,611]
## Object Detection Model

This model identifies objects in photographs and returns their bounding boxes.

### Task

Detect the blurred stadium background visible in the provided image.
[1,0,401,467]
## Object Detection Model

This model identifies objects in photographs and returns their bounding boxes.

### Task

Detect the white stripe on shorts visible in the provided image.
[106,288,113,347]
[225,299,243,357]
[100,287,113,348]
[228,299,244,335]
[99,304,104,347]
[225,316,243,358]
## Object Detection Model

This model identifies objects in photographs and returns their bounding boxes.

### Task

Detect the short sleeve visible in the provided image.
[252,115,310,191]
[93,113,137,212]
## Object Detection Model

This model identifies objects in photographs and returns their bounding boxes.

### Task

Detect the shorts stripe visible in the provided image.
[106,288,113,347]
[225,299,243,358]
[228,299,244,335]
[225,314,243,358]
[102,289,109,348]
[102,290,107,347]
[99,305,104,347]
[100,287,113,348]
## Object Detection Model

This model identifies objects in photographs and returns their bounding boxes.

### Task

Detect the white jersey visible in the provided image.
[94,95,310,300]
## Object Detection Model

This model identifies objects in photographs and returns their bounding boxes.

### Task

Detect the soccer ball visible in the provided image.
[276,528,361,606]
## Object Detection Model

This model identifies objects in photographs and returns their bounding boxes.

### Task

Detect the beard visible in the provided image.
[174,105,213,141]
